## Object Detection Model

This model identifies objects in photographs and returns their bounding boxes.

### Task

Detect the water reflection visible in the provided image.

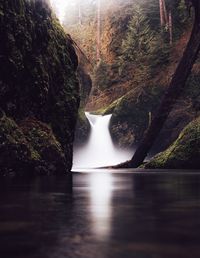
[2,172,200,258]
[89,173,113,240]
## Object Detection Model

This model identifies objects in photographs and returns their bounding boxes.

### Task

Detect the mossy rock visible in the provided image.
[20,118,67,174]
[92,97,124,116]
[0,113,35,176]
[109,87,162,147]
[145,117,200,169]
[0,0,80,173]
[0,113,68,176]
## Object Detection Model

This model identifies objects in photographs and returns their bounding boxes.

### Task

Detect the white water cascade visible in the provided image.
[73,112,133,169]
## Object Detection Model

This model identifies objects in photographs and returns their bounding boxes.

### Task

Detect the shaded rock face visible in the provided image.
[74,109,90,146]
[0,0,80,175]
[145,117,200,169]
[78,66,92,108]
[74,66,92,146]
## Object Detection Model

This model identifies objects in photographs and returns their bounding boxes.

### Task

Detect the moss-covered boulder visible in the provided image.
[108,87,162,147]
[0,112,35,176]
[20,118,67,174]
[0,113,67,176]
[0,0,80,175]
[145,117,200,169]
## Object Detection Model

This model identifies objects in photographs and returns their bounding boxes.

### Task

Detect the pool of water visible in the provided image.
[1,170,200,258]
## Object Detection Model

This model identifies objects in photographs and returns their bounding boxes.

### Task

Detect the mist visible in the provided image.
[49,0,146,24]
[73,113,133,169]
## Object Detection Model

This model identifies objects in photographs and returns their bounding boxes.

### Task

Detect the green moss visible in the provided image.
[0,113,35,175]
[21,120,62,152]
[0,115,41,162]
[109,86,163,147]
[30,150,41,162]
[0,114,23,143]
[21,118,66,173]
[93,97,124,115]
[145,117,200,169]
[0,0,80,174]
[0,113,67,176]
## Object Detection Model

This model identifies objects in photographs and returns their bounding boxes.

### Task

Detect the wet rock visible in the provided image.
[145,117,200,169]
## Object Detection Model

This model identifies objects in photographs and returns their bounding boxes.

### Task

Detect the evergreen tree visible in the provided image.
[128,0,200,168]
[120,5,154,64]
[142,0,161,32]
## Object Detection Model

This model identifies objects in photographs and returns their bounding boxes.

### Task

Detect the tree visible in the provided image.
[168,10,173,45]
[118,5,155,89]
[120,5,154,64]
[96,0,101,61]
[159,0,165,26]
[159,0,168,26]
[142,0,160,31]
[159,0,174,45]
[125,0,200,168]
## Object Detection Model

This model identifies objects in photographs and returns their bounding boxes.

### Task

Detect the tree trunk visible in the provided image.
[129,1,200,168]
[159,0,165,26]
[169,10,173,45]
[163,0,168,25]
[96,0,101,61]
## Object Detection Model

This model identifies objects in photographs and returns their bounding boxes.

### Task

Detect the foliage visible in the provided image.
[66,22,97,65]
[119,5,154,64]
[118,4,171,83]
[93,60,111,90]
[0,111,68,176]
[145,117,200,169]
[149,34,171,71]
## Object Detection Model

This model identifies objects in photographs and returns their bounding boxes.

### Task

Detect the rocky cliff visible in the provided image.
[145,117,200,169]
[0,0,80,176]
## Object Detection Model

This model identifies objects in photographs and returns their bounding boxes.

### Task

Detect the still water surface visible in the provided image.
[1,170,200,258]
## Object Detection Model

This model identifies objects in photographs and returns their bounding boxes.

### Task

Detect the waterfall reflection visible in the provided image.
[89,173,113,240]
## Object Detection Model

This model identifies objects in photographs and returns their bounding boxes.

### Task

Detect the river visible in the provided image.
[1,170,200,258]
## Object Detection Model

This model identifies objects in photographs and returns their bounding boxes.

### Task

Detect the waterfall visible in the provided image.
[73,112,132,169]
